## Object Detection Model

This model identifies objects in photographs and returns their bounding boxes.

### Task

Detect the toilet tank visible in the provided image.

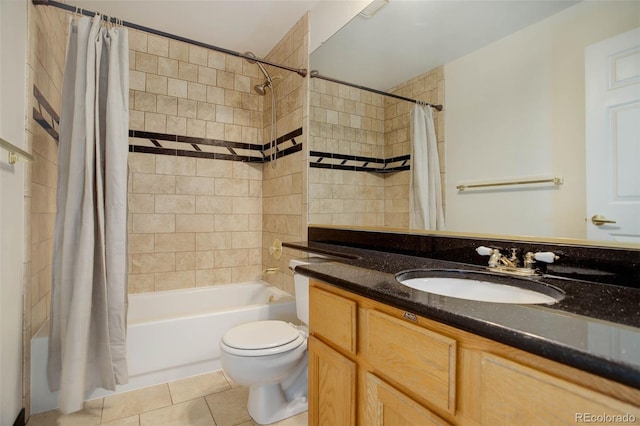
[289,257,329,325]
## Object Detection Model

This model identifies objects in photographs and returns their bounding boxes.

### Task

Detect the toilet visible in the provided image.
[220,257,324,425]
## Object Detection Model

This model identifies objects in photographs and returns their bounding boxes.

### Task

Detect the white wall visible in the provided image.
[0,0,27,424]
[444,1,640,240]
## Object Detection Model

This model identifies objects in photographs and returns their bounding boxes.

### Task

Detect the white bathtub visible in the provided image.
[31,281,297,414]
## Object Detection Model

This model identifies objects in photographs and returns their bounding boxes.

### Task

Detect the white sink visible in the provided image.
[396,270,563,304]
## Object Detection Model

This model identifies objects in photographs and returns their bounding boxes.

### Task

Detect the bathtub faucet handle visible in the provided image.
[262,267,280,277]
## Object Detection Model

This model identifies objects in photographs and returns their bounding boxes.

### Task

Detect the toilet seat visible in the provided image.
[221,320,306,357]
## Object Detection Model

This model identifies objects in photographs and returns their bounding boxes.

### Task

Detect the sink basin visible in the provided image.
[395,269,564,304]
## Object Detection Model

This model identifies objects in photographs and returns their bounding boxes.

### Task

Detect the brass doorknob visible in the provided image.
[591,215,617,226]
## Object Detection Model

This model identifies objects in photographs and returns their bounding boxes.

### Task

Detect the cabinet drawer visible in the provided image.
[480,353,640,425]
[364,309,457,414]
[309,286,357,354]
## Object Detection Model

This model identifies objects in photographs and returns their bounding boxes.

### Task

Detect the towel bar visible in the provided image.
[0,137,35,164]
[456,177,563,191]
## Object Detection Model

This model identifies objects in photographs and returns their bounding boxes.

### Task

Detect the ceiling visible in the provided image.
[71,0,371,58]
[311,0,580,90]
[68,1,579,91]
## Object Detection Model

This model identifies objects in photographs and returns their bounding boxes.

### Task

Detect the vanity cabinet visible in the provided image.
[308,279,640,425]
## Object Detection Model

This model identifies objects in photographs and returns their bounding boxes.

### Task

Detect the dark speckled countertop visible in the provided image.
[285,241,640,390]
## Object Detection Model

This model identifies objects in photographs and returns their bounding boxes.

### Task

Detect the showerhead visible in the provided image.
[254,81,271,96]
[244,51,273,85]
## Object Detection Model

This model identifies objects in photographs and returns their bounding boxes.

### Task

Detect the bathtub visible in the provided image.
[31,281,297,414]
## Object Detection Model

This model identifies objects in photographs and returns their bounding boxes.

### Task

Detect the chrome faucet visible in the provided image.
[476,246,559,276]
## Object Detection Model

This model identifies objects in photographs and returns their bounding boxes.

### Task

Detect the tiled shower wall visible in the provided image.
[308,78,386,226]
[261,14,309,294]
[306,67,444,229]
[24,2,67,418]
[384,67,445,228]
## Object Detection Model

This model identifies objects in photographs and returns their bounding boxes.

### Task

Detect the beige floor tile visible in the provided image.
[272,412,308,426]
[27,399,103,426]
[99,415,140,426]
[168,371,231,403]
[205,386,251,426]
[139,398,215,426]
[221,370,240,388]
[101,384,172,423]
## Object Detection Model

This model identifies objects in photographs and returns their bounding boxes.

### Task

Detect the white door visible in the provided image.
[585,27,640,243]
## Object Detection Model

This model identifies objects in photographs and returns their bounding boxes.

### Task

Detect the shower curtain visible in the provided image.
[409,103,445,230]
[48,15,129,414]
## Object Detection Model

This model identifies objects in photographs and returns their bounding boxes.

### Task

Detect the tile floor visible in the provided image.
[28,370,307,426]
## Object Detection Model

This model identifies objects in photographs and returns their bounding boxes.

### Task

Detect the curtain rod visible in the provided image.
[32,0,308,78]
[310,70,443,111]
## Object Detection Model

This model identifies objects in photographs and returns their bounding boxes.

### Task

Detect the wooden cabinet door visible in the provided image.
[480,353,640,425]
[308,335,356,426]
[364,372,451,426]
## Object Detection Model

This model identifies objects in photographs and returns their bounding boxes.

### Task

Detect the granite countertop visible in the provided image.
[285,241,640,390]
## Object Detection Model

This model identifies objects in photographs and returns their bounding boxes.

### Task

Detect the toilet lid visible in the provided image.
[222,320,301,350]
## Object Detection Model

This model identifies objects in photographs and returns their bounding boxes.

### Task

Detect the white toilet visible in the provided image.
[220,257,322,425]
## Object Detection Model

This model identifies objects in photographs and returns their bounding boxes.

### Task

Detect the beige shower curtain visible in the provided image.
[48,15,129,414]
[409,103,445,230]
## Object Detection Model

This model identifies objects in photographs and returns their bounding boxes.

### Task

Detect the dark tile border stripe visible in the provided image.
[310,151,410,173]
[33,86,60,143]
[30,86,303,164]
[129,127,303,163]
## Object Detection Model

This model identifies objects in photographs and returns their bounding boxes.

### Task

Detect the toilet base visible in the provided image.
[247,383,308,425]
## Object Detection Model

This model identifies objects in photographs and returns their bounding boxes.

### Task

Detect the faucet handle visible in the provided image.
[476,246,493,256]
[534,251,559,264]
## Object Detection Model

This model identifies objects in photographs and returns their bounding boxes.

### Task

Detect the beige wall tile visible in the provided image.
[198,66,217,86]
[176,176,213,195]
[167,78,187,98]
[134,91,156,112]
[166,116,186,135]
[130,70,146,91]
[178,61,198,82]
[154,233,195,252]
[129,234,155,254]
[144,112,166,133]
[214,215,248,232]
[195,268,232,286]
[214,249,248,268]
[196,232,232,251]
[196,159,233,178]
[146,74,167,95]
[132,174,175,194]
[131,253,175,274]
[232,231,261,249]
[131,214,175,234]
[154,271,195,291]
[176,252,196,271]
[232,197,261,215]
[158,57,178,78]
[168,40,189,62]
[156,156,196,176]
[155,195,195,214]
[147,35,168,57]
[156,95,177,115]
[129,31,148,52]
[135,52,158,74]
[195,196,233,214]
[196,251,214,270]
[175,214,214,233]
[128,273,155,294]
